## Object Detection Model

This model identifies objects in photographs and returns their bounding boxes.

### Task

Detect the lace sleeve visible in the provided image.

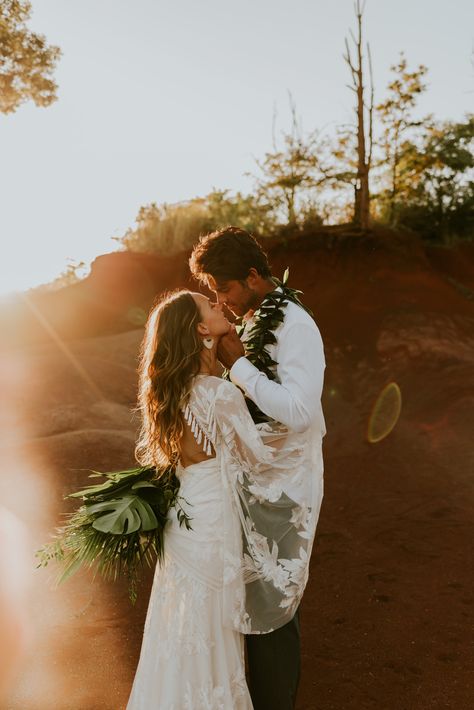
[211,381,319,635]
[214,380,279,471]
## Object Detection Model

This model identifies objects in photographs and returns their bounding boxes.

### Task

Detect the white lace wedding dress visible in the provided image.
[126,456,250,709]
[126,375,324,710]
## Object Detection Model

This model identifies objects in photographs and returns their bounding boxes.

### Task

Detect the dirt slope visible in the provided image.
[1,229,473,710]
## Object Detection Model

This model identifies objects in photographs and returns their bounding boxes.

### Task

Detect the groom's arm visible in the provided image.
[227,322,325,434]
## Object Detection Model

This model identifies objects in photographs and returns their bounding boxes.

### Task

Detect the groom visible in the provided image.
[189,226,326,710]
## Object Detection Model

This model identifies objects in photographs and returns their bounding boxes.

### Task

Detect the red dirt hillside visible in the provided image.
[1,228,473,710]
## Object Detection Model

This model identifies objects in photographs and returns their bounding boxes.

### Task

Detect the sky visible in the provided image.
[1,0,473,296]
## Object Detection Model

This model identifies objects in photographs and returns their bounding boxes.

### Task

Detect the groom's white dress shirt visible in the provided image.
[229,294,326,506]
[229,297,326,436]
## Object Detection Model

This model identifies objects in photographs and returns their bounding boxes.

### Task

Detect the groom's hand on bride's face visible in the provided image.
[217,326,245,370]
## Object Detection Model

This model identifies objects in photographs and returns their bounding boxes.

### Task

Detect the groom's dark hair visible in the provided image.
[189,226,272,284]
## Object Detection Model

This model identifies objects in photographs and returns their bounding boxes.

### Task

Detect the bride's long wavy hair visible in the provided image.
[135,290,203,468]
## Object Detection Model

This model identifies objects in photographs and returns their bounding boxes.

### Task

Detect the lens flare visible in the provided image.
[367,382,402,443]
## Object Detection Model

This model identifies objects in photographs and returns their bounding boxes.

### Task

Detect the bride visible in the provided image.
[126,289,320,709]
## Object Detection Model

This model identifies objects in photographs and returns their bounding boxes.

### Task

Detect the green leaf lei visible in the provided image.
[225,268,313,424]
[37,464,192,603]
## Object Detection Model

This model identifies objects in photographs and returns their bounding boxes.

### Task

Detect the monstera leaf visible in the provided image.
[86,494,158,534]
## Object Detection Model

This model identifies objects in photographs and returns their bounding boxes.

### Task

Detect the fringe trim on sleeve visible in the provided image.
[182,403,215,456]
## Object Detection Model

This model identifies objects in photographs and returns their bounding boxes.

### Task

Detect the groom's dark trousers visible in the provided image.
[246,608,300,710]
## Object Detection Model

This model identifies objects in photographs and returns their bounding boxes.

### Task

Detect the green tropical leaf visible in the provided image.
[69,466,154,500]
[131,480,160,491]
[87,495,158,534]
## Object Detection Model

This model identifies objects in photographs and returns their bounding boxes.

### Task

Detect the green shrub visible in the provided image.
[114,190,276,255]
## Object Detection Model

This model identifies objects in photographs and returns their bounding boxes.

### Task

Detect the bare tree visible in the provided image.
[344,0,374,228]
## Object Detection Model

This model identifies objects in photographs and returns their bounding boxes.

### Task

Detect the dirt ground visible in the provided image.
[1,232,473,710]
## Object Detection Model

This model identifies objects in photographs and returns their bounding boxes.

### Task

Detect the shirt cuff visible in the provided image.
[229,356,260,392]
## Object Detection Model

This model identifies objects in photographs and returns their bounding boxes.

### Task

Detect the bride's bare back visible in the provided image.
[178,419,216,468]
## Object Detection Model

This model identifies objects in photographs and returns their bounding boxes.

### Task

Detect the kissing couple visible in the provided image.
[126,226,326,710]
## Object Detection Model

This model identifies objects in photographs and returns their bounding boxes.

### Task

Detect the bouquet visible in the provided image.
[37,464,192,603]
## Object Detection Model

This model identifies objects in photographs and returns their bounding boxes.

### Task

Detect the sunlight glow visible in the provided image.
[19,293,104,401]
